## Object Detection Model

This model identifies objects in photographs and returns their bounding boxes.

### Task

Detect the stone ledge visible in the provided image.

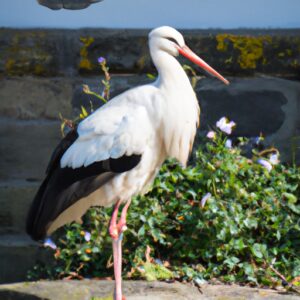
[0,28,299,77]
[0,77,73,119]
[0,181,39,234]
[196,76,300,163]
[0,234,50,283]
[0,280,298,300]
[0,119,61,181]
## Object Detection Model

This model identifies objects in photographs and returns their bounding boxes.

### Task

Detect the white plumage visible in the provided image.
[27,26,229,300]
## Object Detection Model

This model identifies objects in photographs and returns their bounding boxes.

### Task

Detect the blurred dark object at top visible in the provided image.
[37,0,103,10]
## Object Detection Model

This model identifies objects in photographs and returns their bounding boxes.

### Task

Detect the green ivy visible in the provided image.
[28,129,300,289]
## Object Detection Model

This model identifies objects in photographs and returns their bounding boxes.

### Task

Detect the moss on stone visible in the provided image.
[79,36,94,71]
[216,34,272,69]
[141,262,174,281]
[4,32,55,76]
[90,296,113,300]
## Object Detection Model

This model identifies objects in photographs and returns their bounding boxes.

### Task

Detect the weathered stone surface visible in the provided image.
[38,0,103,10]
[0,119,61,181]
[0,280,298,299]
[72,75,151,114]
[76,29,300,77]
[196,77,300,163]
[0,181,38,234]
[0,29,299,77]
[0,234,50,283]
[0,30,76,76]
[0,77,72,119]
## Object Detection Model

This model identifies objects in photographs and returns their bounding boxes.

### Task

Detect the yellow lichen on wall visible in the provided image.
[216,34,272,69]
[5,58,15,73]
[4,32,53,76]
[79,36,94,70]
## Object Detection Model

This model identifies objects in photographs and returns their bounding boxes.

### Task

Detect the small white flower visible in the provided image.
[84,231,91,242]
[194,277,207,285]
[257,159,272,172]
[200,192,211,208]
[269,153,279,165]
[44,237,57,250]
[216,117,236,135]
[225,139,232,149]
[206,131,216,139]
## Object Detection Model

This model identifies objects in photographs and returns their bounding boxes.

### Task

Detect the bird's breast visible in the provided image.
[162,88,200,166]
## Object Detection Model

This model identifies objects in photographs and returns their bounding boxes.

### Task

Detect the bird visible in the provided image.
[26,26,229,300]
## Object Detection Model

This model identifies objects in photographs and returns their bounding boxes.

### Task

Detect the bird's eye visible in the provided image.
[166,37,180,46]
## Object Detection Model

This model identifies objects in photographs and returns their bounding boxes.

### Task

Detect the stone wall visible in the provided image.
[0,28,300,283]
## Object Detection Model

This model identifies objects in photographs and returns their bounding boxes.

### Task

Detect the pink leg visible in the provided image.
[109,199,131,300]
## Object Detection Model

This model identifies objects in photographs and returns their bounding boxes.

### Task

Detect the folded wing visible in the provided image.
[26,95,156,241]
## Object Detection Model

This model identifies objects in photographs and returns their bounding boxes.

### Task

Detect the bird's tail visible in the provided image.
[26,176,50,241]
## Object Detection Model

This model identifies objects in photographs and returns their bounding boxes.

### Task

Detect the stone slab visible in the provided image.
[0,77,73,119]
[0,280,299,300]
[0,28,299,77]
[0,30,72,77]
[0,234,50,283]
[0,119,61,181]
[0,181,39,234]
[71,75,152,114]
[196,77,300,163]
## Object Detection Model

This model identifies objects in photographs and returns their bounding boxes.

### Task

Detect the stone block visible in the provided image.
[0,181,39,234]
[0,119,61,181]
[72,75,152,113]
[0,29,76,76]
[76,29,300,77]
[0,234,50,283]
[0,77,72,119]
[0,280,298,299]
[1,29,299,77]
[196,77,300,162]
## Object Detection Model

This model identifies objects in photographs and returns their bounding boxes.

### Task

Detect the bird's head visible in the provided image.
[149,26,229,85]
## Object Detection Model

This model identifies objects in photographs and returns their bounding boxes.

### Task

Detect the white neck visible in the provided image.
[150,49,191,89]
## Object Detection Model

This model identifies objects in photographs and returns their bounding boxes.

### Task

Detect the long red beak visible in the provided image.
[178,45,229,85]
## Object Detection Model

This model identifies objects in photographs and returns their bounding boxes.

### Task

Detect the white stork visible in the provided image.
[26,26,229,300]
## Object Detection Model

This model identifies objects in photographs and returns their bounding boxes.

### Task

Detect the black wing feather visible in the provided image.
[26,128,141,241]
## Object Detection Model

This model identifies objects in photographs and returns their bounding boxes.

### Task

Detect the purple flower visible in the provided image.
[84,231,91,242]
[154,258,163,265]
[225,139,232,149]
[200,192,211,208]
[254,136,264,145]
[216,117,236,135]
[206,131,216,139]
[257,159,272,172]
[97,57,106,64]
[269,153,279,165]
[44,237,57,250]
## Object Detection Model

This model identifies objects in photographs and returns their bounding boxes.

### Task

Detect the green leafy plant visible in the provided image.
[28,59,300,293]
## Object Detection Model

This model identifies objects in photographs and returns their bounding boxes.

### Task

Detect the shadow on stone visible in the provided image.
[0,290,49,300]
